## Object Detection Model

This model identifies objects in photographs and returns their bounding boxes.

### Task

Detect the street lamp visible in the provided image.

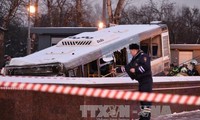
[98,22,105,30]
[28,5,36,13]
[27,4,35,54]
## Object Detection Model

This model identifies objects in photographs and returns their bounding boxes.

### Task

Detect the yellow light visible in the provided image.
[28,5,36,13]
[98,22,104,29]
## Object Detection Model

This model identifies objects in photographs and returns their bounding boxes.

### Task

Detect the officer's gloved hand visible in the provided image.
[120,66,126,72]
[130,68,135,73]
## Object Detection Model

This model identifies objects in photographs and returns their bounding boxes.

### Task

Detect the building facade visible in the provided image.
[170,44,200,65]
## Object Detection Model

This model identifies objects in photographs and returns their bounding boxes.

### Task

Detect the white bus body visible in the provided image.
[5,24,170,77]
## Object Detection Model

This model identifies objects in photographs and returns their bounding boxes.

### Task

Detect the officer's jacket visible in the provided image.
[116,50,152,80]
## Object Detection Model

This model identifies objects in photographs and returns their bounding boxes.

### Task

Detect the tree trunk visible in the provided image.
[102,0,107,26]
[107,0,125,25]
[0,0,22,67]
[106,0,113,24]
[76,0,82,27]
[0,30,5,67]
[47,0,53,26]
[114,0,125,24]
[0,18,9,67]
[34,0,39,27]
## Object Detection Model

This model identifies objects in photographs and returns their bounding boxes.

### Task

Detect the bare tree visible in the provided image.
[121,0,200,44]
[0,0,24,67]
[114,0,126,24]
[107,0,126,25]
[176,7,200,43]
[46,0,54,26]
[93,3,102,24]
[34,0,39,27]
[76,0,83,26]
[107,0,113,24]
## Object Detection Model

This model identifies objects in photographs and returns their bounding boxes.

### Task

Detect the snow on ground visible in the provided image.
[153,110,200,120]
[0,76,200,85]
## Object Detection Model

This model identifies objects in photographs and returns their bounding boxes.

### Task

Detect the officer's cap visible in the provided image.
[129,44,140,50]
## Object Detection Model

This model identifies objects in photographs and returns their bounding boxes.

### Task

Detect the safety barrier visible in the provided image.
[0,81,200,106]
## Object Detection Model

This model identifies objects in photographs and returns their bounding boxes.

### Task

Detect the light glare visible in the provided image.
[28,5,36,13]
[98,22,104,29]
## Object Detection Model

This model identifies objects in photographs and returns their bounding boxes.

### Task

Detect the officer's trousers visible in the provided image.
[138,78,153,120]
[138,77,153,107]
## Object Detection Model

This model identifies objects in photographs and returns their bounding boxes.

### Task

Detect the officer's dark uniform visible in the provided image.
[116,46,153,120]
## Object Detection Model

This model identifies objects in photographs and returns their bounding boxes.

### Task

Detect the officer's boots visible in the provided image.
[138,107,151,120]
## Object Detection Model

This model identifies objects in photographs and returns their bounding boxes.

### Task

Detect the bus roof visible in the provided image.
[9,24,165,69]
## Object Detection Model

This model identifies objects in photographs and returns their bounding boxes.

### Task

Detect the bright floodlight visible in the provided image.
[28,5,36,13]
[98,22,104,29]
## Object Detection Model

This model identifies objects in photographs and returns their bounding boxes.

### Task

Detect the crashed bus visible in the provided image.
[4,24,170,77]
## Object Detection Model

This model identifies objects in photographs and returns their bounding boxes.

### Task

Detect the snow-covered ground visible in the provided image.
[0,76,200,85]
[153,110,200,120]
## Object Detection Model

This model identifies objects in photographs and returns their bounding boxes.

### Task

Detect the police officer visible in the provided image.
[113,43,153,120]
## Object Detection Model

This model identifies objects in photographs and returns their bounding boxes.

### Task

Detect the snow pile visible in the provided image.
[153,110,200,120]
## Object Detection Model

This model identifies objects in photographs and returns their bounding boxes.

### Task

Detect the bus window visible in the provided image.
[68,70,75,77]
[68,66,83,77]
[83,64,88,77]
[111,48,128,77]
[152,44,158,56]
[151,35,162,59]
[99,57,114,77]
[114,48,127,66]
[141,44,149,54]
[89,60,98,76]
[83,60,98,77]
[74,66,83,77]
[140,38,151,55]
